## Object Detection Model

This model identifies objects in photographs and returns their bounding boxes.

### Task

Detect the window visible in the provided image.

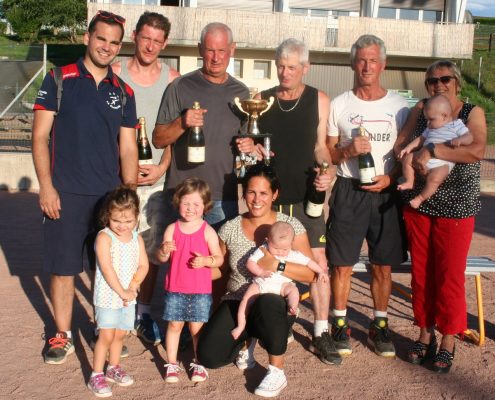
[234,59,243,78]
[378,7,397,19]
[253,61,270,79]
[400,9,419,20]
[423,10,442,22]
[289,8,308,16]
[197,58,203,68]
[330,10,350,17]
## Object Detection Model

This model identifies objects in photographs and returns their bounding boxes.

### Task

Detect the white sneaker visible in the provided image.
[254,365,288,397]
[235,339,257,370]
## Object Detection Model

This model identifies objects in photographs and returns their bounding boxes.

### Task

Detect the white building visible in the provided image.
[88,0,474,99]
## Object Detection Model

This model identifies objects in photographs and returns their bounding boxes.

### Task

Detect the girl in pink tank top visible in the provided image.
[157,178,224,384]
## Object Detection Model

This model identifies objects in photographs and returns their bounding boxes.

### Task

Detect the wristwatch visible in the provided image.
[277,261,286,273]
[426,142,436,157]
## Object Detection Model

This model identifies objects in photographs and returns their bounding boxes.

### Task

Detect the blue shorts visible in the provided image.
[95,305,135,331]
[162,292,212,323]
[43,192,104,275]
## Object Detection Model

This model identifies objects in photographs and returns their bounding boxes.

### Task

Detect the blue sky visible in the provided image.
[467,0,495,17]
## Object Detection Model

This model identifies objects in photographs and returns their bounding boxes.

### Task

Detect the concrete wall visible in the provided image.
[0,153,39,191]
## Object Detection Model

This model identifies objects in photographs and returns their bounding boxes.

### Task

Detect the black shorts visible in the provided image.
[43,192,104,276]
[276,202,326,248]
[326,177,407,266]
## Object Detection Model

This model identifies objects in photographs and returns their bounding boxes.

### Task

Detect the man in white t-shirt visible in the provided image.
[326,34,409,360]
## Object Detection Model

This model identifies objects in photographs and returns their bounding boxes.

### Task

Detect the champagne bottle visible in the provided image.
[137,117,152,176]
[358,125,375,185]
[305,161,329,218]
[187,101,205,163]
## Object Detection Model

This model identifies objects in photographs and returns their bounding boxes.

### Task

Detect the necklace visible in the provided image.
[276,87,303,112]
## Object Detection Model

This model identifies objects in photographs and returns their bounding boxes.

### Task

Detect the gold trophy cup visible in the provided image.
[234,93,274,176]
[234,96,274,135]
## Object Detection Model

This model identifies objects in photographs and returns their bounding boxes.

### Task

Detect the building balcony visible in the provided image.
[88,3,474,59]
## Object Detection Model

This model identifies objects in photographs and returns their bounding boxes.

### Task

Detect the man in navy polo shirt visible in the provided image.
[32,11,138,365]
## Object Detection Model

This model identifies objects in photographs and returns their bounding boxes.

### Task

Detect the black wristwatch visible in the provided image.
[277,261,286,273]
[426,142,436,157]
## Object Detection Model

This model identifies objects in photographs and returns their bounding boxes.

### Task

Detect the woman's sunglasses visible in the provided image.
[91,10,126,26]
[425,76,456,86]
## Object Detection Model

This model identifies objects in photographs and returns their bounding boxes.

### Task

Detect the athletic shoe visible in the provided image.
[254,365,288,398]
[309,331,342,365]
[331,317,352,356]
[235,348,256,370]
[44,332,75,364]
[90,334,129,358]
[164,363,182,383]
[134,313,163,345]
[88,373,112,398]
[368,317,396,358]
[105,365,134,386]
[189,362,209,382]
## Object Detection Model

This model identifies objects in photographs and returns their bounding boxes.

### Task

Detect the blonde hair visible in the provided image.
[268,221,295,244]
[172,178,213,213]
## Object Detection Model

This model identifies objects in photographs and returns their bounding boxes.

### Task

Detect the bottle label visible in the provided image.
[188,146,205,163]
[138,159,153,165]
[306,201,324,218]
[360,167,375,184]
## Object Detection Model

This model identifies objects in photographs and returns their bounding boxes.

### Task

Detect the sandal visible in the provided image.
[407,336,437,365]
[432,347,455,373]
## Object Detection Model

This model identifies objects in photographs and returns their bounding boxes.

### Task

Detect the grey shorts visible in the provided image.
[137,185,168,265]
[326,177,407,266]
[276,202,326,248]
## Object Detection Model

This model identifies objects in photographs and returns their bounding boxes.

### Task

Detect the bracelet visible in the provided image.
[208,255,215,266]
[131,273,141,285]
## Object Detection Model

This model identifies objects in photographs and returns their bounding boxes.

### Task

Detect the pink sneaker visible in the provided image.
[164,363,182,383]
[105,365,134,387]
[88,373,112,398]
[190,362,208,382]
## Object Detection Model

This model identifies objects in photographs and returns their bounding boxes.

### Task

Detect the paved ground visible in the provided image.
[0,191,494,399]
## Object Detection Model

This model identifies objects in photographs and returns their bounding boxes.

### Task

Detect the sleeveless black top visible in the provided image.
[259,86,319,204]
[402,101,481,218]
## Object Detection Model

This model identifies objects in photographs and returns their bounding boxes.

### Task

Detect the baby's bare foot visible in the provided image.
[409,197,423,209]
[398,181,414,191]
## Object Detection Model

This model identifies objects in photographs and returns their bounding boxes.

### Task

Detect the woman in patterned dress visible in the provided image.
[197,163,316,397]
[394,60,487,373]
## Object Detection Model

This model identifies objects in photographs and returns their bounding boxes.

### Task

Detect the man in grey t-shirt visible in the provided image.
[153,22,253,229]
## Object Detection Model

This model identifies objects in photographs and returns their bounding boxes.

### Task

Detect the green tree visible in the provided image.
[2,0,86,42]
[2,0,47,41]
[49,0,86,43]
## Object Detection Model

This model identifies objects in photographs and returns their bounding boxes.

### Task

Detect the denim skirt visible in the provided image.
[162,291,212,322]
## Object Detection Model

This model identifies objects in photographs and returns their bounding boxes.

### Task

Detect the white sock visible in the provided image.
[332,309,347,318]
[314,320,329,337]
[374,310,387,319]
[91,371,103,377]
[137,303,151,320]
[268,364,283,372]
[107,365,116,371]
[65,330,72,339]
[247,338,257,356]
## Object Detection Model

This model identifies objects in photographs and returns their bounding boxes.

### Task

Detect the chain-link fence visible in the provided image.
[0,44,45,190]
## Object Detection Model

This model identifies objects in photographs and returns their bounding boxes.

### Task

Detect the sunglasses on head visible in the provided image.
[92,10,126,26]
[425,76,455,86]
